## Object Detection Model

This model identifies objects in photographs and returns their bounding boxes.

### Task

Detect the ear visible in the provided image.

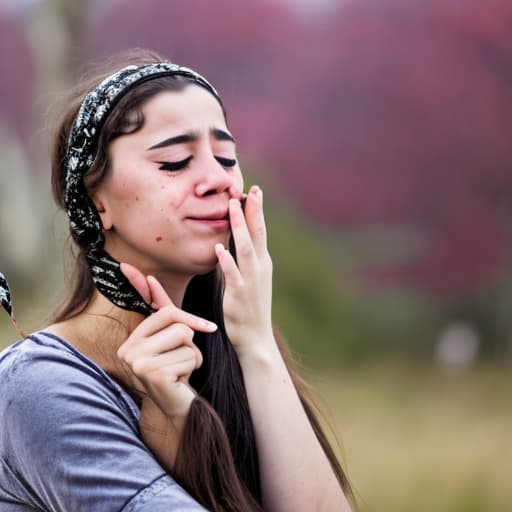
[92,193,113,231]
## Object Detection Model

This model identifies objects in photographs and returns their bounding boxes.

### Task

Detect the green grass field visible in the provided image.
[313,364,511,512]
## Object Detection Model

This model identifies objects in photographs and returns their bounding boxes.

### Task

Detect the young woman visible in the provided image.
[0,49,353,511]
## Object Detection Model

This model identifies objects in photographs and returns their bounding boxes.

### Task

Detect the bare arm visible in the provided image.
[216,187,351,512]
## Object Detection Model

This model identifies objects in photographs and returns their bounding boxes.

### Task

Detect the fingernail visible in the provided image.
[215,243,225,253]
[204,321,218,331]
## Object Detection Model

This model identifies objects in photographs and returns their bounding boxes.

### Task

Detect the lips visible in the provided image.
[185,208,230,230]
[187,209,229,221]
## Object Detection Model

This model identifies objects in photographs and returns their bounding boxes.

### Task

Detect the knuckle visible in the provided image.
[122,351,135,366]
[260,254,273,274]
[131,358,148,377]
[183,345,196,359]
[176,323,194,340]
[238,243,253,258]
[159,305,175,321]
[195,352,203,369]
[255,224,266,238]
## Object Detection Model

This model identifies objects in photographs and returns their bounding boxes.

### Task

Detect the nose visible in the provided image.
[194,155,240,198]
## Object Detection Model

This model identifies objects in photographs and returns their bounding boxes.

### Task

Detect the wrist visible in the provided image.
[235,337,283,370]
[140,390,192,433]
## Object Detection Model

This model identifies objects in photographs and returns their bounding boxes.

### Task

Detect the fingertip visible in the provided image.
[120,262,135,278]
[146,275,158,286]
[204,320,218,332]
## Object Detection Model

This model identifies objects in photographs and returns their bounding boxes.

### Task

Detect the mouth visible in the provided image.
[186,211,230,229]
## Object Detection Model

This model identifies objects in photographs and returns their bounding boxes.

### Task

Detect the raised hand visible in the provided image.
[215,185,276,358]
[117,263,216,418]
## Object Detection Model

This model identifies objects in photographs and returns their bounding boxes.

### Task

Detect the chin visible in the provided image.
[189,256,219,276]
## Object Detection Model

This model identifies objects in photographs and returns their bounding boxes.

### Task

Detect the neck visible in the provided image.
[147,270,192,308]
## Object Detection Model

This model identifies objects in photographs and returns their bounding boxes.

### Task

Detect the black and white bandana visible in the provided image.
[64,62,220,315]
[0,272,13,319]
[0,271,24,336]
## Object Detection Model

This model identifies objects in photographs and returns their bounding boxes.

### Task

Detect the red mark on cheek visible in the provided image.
[156,236,163,242]
[135,196,139,201]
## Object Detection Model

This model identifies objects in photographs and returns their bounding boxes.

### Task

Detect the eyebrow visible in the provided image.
[146,127,235,151]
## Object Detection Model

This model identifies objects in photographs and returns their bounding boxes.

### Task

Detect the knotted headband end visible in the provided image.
[0,272,26,338]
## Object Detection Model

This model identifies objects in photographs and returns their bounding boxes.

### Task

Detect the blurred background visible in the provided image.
[0,0,510,510]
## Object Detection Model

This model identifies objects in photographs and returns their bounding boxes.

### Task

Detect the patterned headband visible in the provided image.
[1,63,220,328]
[0,272,23,337]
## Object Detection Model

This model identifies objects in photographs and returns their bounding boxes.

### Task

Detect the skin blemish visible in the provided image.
[135,196,139,201]
[156,236,163,242]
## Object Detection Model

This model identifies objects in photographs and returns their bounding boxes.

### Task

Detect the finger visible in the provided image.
[146,325,203,369]
[229,197,257,273]
[122,306,216,356]
[215,243,243,288]
[147,275,173,309]
[120,262,152,304]
[147,274,218,332]
[135,346,198,379]
[125,323,195,358]
[244,185,268,256]
[150,323,203,366]
[132,333,203,371]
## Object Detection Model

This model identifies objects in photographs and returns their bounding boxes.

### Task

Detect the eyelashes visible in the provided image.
[215,156,237,168]
[158,156,193,172]
[157,156,237,172]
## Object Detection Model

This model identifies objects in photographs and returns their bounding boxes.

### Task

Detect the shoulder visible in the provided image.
[0,333,206,511]
[1,331,118,392]
[0,332,138,438]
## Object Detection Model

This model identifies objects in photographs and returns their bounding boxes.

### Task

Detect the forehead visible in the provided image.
[140,85,227,133]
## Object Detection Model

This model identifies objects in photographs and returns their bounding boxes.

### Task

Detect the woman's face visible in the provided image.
[95,85,244,277]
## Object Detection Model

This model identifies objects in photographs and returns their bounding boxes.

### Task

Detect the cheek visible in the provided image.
[107,171,145,208]
[233,170,244,193]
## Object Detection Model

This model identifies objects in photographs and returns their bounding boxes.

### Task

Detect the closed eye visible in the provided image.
[157,156,193,172]
[157,155,237,172]
[215,156,237,168]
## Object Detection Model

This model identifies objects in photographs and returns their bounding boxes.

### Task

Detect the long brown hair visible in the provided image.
[50,48,354,511]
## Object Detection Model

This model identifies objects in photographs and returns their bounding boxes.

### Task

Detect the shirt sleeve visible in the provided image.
[1,346,206,512]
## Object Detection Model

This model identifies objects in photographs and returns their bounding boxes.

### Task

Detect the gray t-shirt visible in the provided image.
[0,331,206,511]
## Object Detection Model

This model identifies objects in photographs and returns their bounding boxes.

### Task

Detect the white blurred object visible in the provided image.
[436,322,480,369]
[0,0,41,16]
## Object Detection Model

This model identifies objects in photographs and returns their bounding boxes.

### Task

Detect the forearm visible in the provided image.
[238,342,351,512]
